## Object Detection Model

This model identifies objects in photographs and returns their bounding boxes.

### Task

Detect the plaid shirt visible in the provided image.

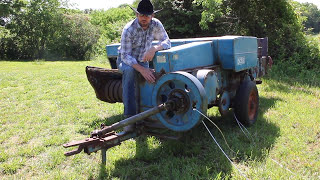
[119,18,171,66]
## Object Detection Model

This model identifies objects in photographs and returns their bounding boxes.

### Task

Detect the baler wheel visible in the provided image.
[234,81,259,126]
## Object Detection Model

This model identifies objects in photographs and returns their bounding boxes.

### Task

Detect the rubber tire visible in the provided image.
[234,81,259,126]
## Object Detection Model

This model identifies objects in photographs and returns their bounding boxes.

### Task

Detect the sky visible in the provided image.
[68,0,320,10]
[295,0,320,7]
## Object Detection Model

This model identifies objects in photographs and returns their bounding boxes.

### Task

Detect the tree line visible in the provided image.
[0,0,320,70]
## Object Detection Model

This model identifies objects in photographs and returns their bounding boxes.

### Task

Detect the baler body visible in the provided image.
[64,35,272,157]
[99,36,271,131]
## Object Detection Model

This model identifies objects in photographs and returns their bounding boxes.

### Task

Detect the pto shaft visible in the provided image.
[91,103,169,137]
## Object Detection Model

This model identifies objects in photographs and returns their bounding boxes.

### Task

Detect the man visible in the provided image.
[117,0,171,131]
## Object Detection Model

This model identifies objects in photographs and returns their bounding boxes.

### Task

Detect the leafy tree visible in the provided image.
[152,0,240,37]
[293,2,320,34]
[2,0,62,59]
[152,0,204,38]
[0,0,26,26]
[48,13,100,60]
[90,7,135,41]
[171,0,320,69]
[1,0,100,60]
[89,7,135,56]
[0,0,26,59]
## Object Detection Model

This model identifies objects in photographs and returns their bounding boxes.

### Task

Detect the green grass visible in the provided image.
[0,61,319,179]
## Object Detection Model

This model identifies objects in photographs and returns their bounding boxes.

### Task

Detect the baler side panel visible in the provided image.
[153,41,216,73]
[218,36,258,72]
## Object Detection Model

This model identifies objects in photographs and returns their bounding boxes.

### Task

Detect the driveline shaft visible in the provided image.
[90,103,171,137]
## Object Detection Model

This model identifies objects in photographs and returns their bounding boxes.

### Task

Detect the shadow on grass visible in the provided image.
[94,96,281,179]
[203,96,281,162]
[264,75,320,97]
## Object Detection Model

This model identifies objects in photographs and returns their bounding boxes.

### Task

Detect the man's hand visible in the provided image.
[140,67,156,83]
[142,47,156,62]
[132,64,155,83]
[142,45,163,62]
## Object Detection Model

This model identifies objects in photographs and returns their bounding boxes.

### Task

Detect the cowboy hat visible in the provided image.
[129,0,162,15]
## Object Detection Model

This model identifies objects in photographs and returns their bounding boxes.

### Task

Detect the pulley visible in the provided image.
[152,71,208,131]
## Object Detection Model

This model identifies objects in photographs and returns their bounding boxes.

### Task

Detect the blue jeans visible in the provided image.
[116,55,149,117]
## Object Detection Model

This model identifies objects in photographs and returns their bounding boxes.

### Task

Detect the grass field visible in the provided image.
[0,61,319,179]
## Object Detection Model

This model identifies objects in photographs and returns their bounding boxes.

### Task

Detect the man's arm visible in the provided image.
[120,27,156,83]
[142,45,163,62]
[142,19,170,62]
[120,28,138,66]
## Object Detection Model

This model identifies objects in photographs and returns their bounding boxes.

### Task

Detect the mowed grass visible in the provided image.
[0,61,319,179]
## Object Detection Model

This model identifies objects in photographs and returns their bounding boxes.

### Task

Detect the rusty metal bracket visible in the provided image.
[63,131,137,156]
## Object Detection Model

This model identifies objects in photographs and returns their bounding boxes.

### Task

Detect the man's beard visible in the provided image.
[139,21,149,29]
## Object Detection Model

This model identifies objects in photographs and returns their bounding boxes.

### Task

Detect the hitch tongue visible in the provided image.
[63,103,169,156]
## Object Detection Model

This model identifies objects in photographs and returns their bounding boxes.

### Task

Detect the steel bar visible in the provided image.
[101,148,107,165]
[91,103,167,137]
